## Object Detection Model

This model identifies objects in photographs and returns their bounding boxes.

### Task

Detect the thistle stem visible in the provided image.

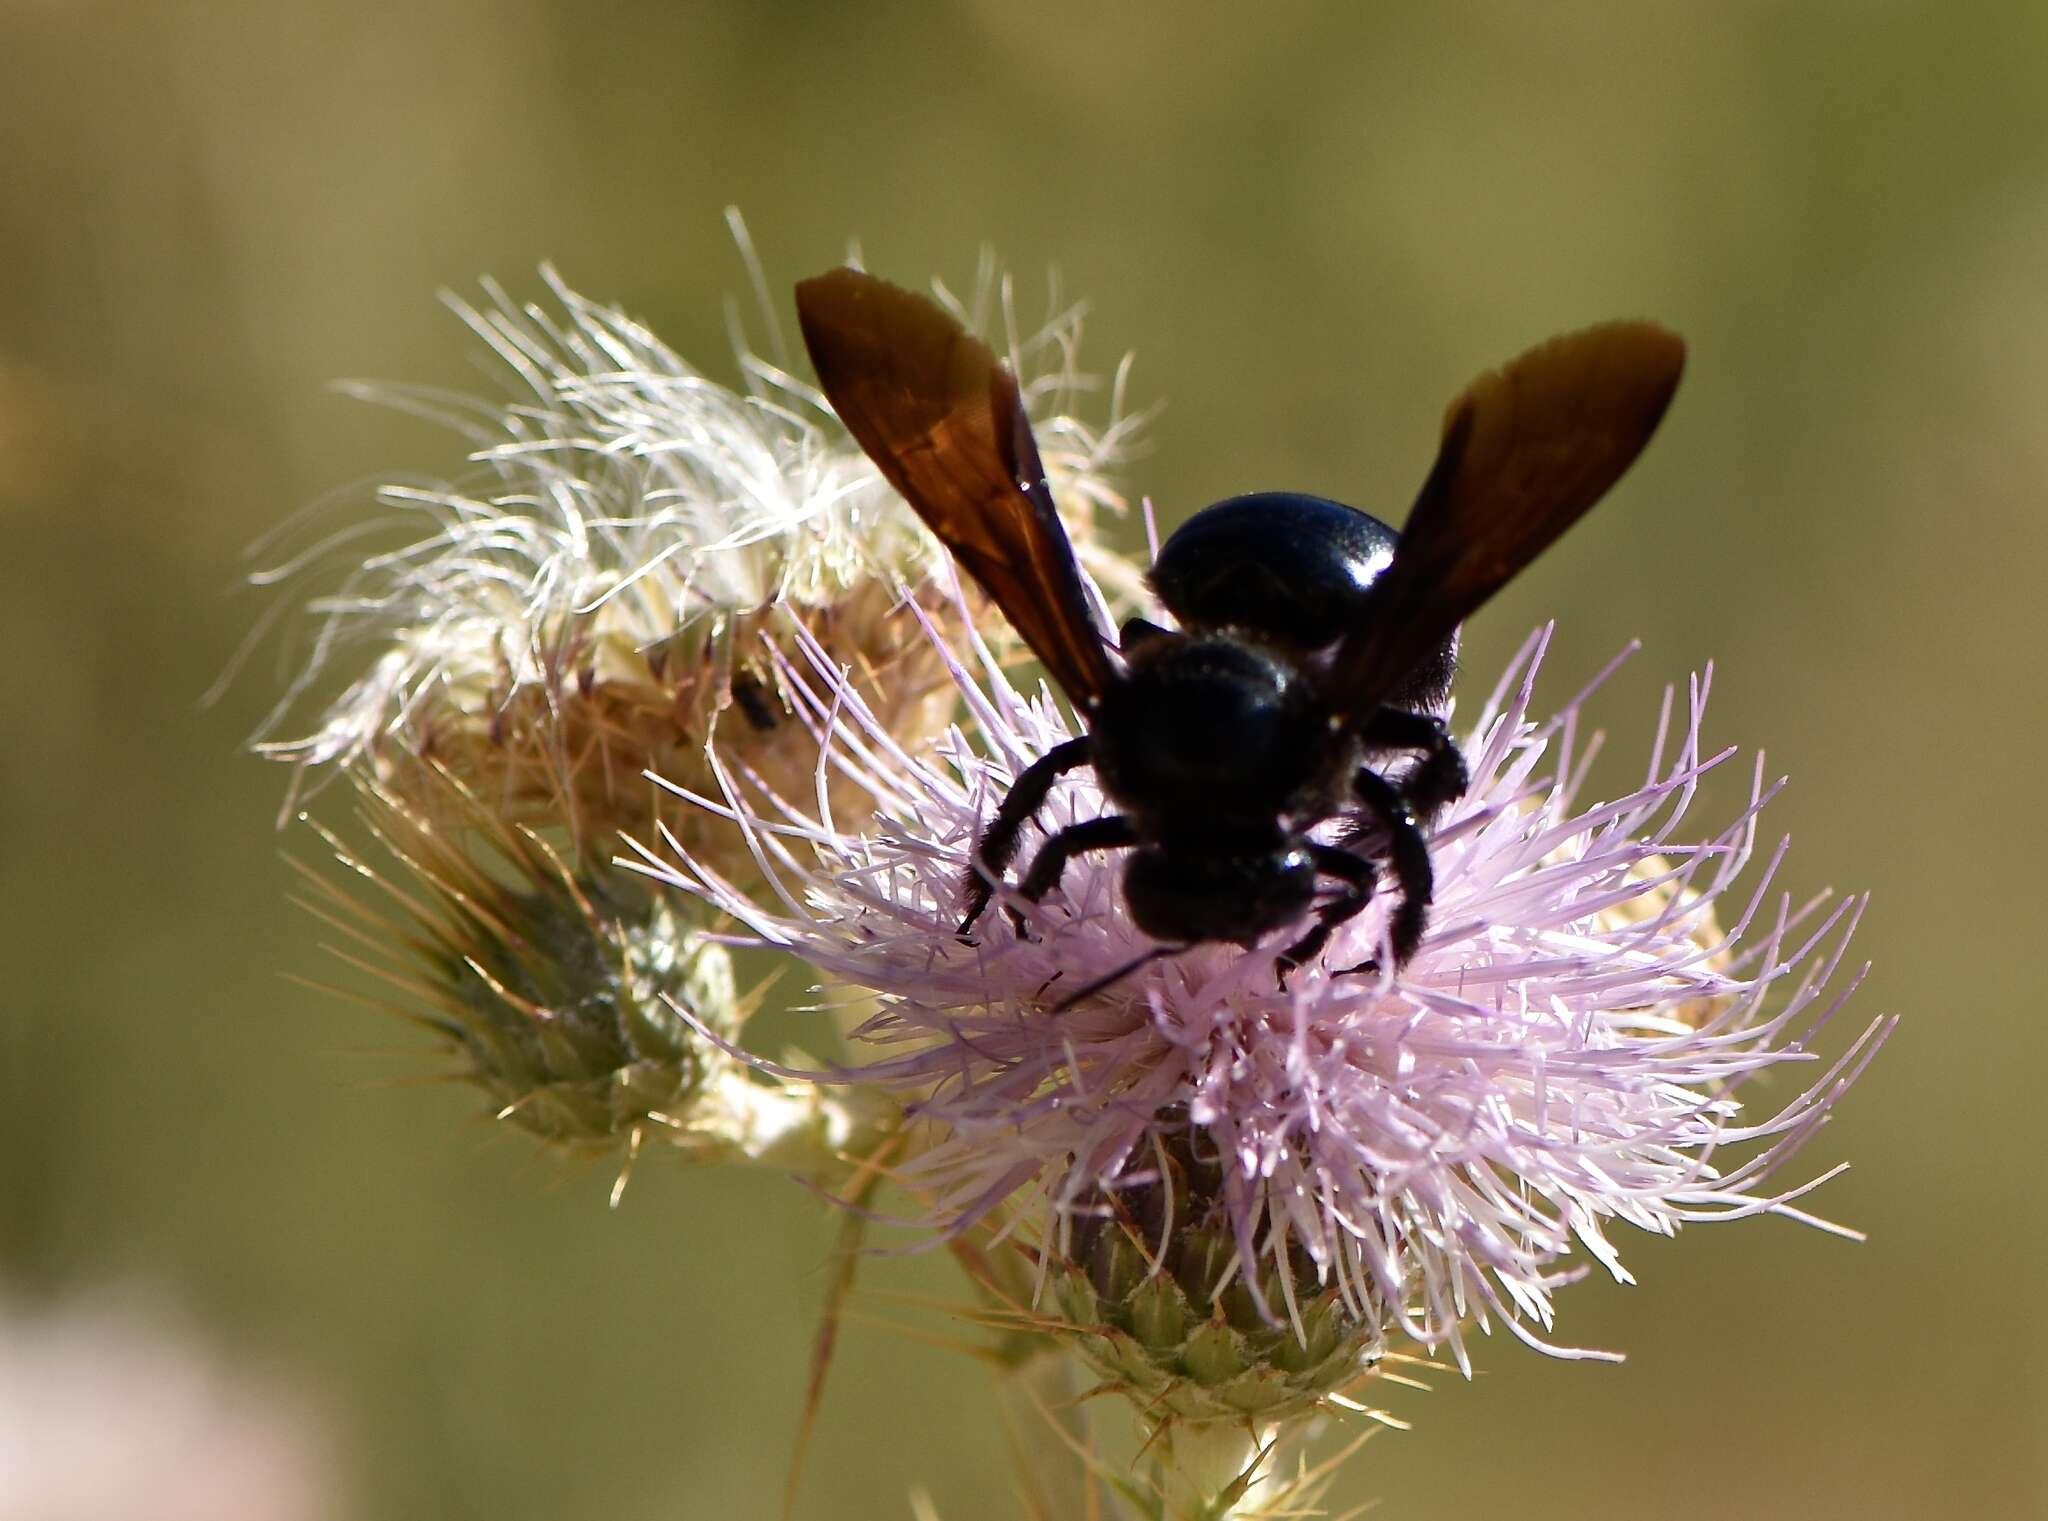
[686,1067,896,1176]
[1151,1420,1267,1521]
[994,1347,1097,1521]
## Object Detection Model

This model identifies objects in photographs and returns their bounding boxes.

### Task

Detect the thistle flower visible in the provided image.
[249,244,1142,881]
[629,614,1891,1393]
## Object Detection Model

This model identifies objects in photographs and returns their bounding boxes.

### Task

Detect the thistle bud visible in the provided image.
[306,767,878,1174]
[1052,1125,1387,1426]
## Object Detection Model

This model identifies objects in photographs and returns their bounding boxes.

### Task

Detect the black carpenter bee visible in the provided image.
[795,267,1684,979]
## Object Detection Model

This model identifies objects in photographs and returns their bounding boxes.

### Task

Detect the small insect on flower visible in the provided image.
[794,267,1685,979]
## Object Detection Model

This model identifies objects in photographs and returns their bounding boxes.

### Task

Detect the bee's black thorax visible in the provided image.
[1091,633,1356,839]
[1086,632,1359,946]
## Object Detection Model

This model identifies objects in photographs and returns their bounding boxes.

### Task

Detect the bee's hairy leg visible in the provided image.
[1358,707,1469,823]
[1011,814,1139,920]
[1275,845,1379,983]
[959,735,1095,939]
[1348,764,1433,968]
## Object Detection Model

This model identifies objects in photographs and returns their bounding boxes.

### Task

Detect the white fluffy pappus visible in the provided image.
[241,240,1144,790]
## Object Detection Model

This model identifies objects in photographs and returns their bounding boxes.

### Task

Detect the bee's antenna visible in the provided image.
[1051,944,1185,1012]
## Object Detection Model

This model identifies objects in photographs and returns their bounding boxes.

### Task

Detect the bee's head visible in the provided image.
[1121,843,1316,947]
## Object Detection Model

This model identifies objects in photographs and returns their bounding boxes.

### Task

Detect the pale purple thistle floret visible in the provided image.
[623,604,1890,1368]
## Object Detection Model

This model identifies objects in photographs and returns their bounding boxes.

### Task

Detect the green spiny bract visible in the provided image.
[431,871,732,1151]
[305,767,745,1158]
[1052,1128,1386,1425]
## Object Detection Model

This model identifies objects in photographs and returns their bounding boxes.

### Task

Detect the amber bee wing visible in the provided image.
[795,267,1118,712]
[1328,320,1686,719]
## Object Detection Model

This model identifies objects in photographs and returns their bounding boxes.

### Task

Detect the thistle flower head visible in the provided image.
[631,614,1890,1379]
[250,250,1141,879]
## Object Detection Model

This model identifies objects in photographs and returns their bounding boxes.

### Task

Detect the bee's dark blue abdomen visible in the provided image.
[1149,492,1400,649]
[1148,491,1456,713]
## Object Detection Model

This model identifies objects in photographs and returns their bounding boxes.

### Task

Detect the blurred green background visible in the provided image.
[3,2,2041,1517]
